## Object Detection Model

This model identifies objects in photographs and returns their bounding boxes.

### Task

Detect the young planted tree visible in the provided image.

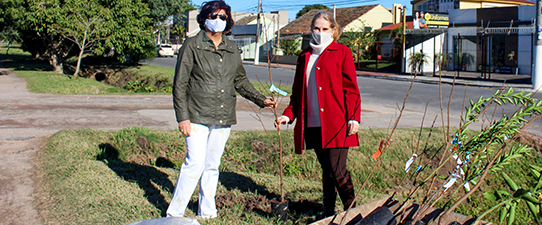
[395,87,542,224]
[478,167,542,225]
[434,89,542,224]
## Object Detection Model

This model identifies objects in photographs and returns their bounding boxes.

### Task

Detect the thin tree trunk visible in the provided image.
[74,49,84,78]
[74,29,89,78]
[6,41,11,54]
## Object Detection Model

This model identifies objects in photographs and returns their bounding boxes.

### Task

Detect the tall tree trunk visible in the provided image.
[49,54,64,74]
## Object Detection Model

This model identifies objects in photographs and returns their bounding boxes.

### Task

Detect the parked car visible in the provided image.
[157,44,175,57]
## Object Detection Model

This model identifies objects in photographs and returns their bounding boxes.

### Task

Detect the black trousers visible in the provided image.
[305,127,356,214]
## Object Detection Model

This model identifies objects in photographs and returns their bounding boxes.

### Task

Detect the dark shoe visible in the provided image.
[322,191,336,217]
[322,173,337,216]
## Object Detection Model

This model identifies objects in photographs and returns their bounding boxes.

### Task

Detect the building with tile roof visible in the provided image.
[280,4,393,36]
[277,4,393,55]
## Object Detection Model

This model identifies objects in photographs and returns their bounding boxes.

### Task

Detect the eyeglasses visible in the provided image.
[209,13,228,21]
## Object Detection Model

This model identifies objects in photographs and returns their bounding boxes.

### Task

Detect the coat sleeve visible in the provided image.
[234,59,266,108]
[341,46,361,122]
[172,39,194,123]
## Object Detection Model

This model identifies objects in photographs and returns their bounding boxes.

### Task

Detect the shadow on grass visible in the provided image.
[96,143,174,217]
[219,172,274,197]
[0,52,54,72]
[219,171,323,222]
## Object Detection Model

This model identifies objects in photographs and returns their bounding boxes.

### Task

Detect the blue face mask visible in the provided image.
[205,19,227,33]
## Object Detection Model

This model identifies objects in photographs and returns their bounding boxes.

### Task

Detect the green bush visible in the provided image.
[280,38,301,56]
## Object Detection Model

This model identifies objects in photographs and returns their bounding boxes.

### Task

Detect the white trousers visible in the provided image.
[166,123,231,218]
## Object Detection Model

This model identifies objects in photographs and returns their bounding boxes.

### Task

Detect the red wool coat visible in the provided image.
[282,41,361,154]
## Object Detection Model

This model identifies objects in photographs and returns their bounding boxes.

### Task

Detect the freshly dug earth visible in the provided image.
[216,193,321,215]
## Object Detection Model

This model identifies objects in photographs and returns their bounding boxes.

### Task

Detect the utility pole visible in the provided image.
[333,4,336,21]
[277,11,280,51]
[401,6,407,74]
[271,11,280,56]
[254,0,262,65]
[533,0,542,89]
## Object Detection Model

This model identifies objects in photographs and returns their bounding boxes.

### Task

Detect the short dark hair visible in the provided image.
[197,1,234,33]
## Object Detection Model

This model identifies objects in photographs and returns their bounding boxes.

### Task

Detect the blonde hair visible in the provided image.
[311,11,342,41]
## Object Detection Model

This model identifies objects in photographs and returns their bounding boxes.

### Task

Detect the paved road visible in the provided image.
[144,57,542,135]
[143,57,296,85]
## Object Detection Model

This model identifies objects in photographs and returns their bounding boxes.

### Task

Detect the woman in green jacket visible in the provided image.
[167,0,275,219]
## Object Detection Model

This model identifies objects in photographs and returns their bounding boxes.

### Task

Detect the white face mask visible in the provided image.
[205,19,227,33]
[312,32,333,45]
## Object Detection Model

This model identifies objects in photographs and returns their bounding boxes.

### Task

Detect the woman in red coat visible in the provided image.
[275,11,361,218]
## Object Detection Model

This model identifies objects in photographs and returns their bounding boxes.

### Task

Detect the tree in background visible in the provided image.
[93,0,156,64]
[296,4,329,18]
[61,1,112,77]
[340,30,379,64]
[2,0,193,75]
[408,50,429,74]
[143,0,194,44]
[18,1,76,73]
[0,26,21,54]
[5,0,159,74]
[0,0,24,53]
[279,38,301,56]
[171,24,186,40]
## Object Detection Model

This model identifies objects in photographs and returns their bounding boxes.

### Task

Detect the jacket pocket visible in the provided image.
[187,80,215,118]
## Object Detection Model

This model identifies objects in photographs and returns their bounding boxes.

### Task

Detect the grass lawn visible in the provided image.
[0,45,291,96]
[35,127,541,224]
[355,59,399,72]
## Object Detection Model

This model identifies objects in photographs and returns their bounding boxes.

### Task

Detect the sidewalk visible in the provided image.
[245,60,534,90]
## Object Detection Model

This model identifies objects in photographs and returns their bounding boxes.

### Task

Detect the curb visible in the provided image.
[243,61,533,90]
[360,74,533,89]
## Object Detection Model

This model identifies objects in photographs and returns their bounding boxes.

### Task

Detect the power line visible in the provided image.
[260,0,379,15]
[261,0,377,8]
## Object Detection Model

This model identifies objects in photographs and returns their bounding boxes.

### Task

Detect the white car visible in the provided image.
[157,44,175,57]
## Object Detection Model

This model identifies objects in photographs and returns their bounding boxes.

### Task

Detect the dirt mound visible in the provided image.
[216,193,271,213]
[216,193,322,215]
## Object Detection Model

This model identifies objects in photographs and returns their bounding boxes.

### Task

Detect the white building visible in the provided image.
[182,10,288,61]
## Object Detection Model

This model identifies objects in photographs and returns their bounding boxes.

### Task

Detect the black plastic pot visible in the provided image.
[354,206,397,225]
[271,198,289,222]
[402,219,425,225]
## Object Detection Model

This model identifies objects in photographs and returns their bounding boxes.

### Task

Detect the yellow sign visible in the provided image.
[425,13,449,26]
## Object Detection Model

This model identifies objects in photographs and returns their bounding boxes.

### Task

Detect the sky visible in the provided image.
[190,0,413,21]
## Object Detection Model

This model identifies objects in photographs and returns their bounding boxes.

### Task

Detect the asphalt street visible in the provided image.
[143,57,542,136]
